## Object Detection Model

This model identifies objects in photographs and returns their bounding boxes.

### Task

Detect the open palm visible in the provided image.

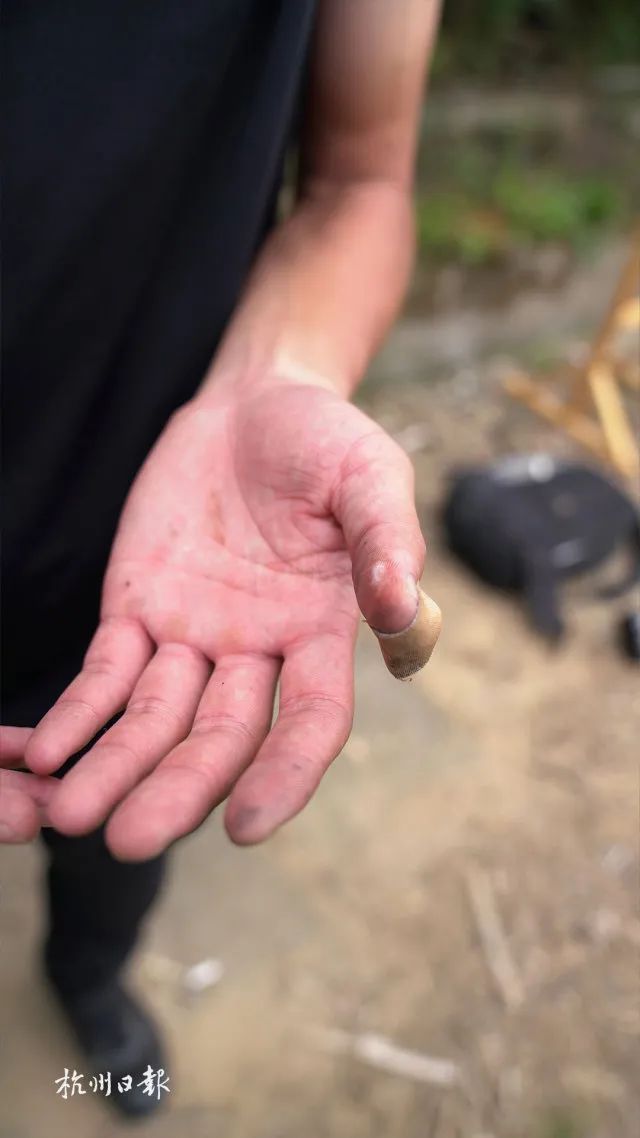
[25,381,425,858]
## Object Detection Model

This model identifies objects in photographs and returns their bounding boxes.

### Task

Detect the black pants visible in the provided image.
[2,644,166,997]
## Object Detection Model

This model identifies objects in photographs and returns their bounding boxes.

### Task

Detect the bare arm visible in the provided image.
[203,0,441,399]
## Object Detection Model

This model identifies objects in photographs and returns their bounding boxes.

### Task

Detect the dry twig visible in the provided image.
[464,866,525,1011]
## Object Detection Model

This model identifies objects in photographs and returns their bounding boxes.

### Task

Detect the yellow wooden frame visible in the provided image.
[504,231,639,480]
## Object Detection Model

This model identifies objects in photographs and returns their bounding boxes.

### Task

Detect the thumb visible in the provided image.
[332,429,441,677]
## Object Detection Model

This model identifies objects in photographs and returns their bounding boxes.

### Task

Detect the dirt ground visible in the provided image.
[1,243,637,1138]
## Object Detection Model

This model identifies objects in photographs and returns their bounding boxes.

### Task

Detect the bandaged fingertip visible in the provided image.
[372,586,442,680]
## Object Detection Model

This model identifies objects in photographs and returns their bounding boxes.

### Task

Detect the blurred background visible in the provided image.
[1,4,638,1137]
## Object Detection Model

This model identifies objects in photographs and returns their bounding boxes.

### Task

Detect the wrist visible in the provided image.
[195,341,351,409]
[261,350,349,396]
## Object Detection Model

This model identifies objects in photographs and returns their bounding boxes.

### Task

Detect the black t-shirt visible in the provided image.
[1,0,316,694]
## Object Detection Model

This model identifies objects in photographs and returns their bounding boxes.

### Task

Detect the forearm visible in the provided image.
[200,178,415,401]
[199,0,439,403]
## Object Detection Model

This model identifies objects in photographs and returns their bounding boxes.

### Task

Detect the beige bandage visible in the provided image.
[373,587,442,680]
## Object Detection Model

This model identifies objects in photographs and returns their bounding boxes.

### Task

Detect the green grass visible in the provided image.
[535,1106,588,1138]
[416,164,624,265]
[435,1,640,76]
[494,168,622,242]
[417,193,509,264]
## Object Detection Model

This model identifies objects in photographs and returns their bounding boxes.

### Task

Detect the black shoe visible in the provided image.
[46,967,169,1120]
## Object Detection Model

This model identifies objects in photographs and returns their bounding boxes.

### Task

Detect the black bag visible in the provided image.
[442,456,640,639]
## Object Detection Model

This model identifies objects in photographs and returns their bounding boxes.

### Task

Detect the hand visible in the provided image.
[0,727,59,842]
[24,381,425,858]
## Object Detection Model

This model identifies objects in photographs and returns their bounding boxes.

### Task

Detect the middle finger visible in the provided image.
[105,652,280,861]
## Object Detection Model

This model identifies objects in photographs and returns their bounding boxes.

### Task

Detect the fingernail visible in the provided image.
[366,564,420,634]
[227,806,262,844]
[0,822,19,842]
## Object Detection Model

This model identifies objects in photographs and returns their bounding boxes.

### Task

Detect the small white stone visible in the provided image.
[182,957,225,994]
